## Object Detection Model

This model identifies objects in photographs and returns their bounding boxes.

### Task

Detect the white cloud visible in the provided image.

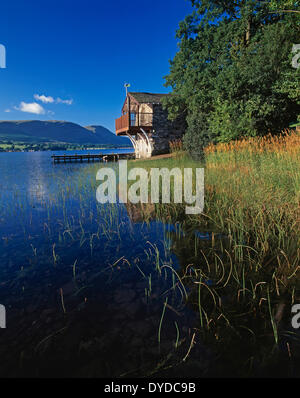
[56,97,73,105]
[12,94,73,116]
[34,94,55,104]
[16,101,46,115]
[33,93,73,106]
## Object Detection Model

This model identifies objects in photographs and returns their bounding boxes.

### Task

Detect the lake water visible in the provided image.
[0,150,213,378]
[0,150,297,378]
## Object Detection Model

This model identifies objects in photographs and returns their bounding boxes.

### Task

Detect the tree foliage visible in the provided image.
[268,0,300,13]
[163,0,300,156]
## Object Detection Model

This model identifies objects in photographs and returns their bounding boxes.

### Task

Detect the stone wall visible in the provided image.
[149,104,186,155]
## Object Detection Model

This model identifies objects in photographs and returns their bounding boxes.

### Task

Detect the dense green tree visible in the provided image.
[268,0,300,13]
[163,0,300,157]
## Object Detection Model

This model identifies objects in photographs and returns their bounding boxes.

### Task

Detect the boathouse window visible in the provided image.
[130,112,137,126]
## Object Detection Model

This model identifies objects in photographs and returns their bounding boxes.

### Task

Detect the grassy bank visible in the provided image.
[128,130,300,375]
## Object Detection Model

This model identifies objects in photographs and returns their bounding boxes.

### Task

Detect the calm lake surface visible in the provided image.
[0,150,298,378]
[0,149,212,378]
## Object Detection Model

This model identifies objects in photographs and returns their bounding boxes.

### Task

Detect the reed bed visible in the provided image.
[169,139,184,155]
[129,129,300,376]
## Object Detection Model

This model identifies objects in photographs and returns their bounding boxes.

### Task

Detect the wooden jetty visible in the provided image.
[51,152,135,164]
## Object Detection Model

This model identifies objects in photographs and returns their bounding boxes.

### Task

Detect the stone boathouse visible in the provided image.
[115,92,186,158]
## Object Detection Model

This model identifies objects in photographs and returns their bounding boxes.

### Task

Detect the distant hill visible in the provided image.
[0,120,132,147]
[85,125,130,146]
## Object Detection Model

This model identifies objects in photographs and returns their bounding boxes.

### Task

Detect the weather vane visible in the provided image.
[124,83,131,96]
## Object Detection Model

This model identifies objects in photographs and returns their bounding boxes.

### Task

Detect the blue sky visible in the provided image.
[0,0,193,132]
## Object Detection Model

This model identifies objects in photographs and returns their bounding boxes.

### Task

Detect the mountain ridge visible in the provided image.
[0,120,132,147]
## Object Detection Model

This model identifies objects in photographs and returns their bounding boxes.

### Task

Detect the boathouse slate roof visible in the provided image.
[128,92,170,104]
